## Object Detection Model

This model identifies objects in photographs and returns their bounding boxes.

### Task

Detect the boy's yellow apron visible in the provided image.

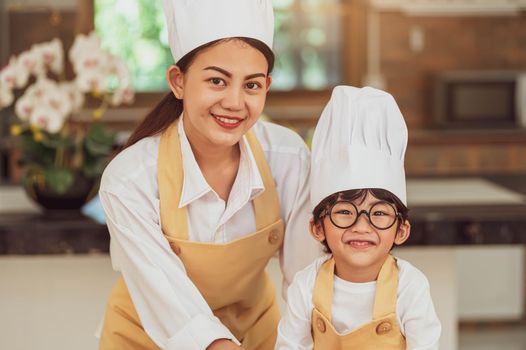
[311,255,406,349]
[99,120,284,350]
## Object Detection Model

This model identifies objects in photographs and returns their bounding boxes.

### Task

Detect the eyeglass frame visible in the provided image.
[319,200,402,230]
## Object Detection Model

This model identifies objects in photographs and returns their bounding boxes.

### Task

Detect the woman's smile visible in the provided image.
[211,113,245,129]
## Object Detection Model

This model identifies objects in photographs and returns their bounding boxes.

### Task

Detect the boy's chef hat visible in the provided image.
[310,86,408,209]
[163,0,274,63]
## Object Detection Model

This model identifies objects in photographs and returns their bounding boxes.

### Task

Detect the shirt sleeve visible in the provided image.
[398,267,442,350]
[100,186,239,350]
[277,143,323,298]
[275,269,314,350]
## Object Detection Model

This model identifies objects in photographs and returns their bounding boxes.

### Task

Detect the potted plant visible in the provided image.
[0,32,134,210]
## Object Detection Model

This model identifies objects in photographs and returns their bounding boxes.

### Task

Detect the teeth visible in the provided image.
[214,115,241,124]
[348,241,373,246]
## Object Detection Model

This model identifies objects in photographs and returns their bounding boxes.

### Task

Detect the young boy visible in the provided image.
[275,86,441,349]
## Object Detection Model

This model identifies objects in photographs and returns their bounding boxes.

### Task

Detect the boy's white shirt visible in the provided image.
[275,255,442,350]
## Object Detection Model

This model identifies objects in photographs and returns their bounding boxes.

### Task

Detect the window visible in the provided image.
[94,0,343,92]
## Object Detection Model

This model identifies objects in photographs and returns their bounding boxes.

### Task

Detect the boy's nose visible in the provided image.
[351,212,373,233]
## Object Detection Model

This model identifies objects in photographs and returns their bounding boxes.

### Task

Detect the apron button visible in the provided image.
[376,321,392,335]
[268,229,280,244]
[170,243,181,255]
[316,317,326,333]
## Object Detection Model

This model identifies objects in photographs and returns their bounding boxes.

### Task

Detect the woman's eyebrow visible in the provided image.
[204,66,266,80]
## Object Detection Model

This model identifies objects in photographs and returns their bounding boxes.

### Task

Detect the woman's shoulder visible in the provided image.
[252,119,309,157]
[101,135,160,193]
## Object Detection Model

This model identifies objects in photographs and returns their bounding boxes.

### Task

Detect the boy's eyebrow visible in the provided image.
[204,66,266,80]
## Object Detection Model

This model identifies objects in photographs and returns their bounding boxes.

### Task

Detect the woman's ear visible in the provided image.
[309,218,326,243]
[265,75,272,92]
[167,65,184,99]
[394,220,411,246]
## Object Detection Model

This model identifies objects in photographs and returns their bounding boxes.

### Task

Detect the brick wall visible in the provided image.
[379,12,526,128]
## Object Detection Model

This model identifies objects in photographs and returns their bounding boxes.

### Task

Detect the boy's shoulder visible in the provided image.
[291,254,332,289]
[395,256,431,291]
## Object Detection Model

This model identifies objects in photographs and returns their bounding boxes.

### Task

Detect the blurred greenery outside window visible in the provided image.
[94,0,342,92]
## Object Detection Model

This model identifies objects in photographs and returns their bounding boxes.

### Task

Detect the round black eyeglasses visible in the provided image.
[320,200,401,230]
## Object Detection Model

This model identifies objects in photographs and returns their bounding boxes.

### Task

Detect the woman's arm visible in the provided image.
[274,269,314,350]
[256,122,322,297]
[100,183,239,349]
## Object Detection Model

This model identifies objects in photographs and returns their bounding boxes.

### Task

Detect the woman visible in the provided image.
[98,0,320,349]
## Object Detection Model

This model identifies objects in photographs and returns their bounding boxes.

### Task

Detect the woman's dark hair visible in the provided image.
[312,189,409,253]
[122,37,275,149]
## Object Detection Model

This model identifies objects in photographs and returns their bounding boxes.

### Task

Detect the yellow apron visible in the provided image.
[311,255,406,350]
[99,120,284,350]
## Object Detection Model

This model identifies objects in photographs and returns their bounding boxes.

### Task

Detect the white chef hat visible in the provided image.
[310,86,408,210]
[163,0,274,64]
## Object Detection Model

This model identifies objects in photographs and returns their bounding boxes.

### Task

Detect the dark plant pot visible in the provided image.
[24,174,98,211]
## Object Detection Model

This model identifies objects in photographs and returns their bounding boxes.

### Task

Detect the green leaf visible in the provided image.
[44,167,74,194]
[19,134,55,167]
[84,122,115,157]
[82,156,109,178]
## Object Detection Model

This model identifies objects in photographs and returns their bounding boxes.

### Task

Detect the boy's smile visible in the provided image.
[310,192,411,283]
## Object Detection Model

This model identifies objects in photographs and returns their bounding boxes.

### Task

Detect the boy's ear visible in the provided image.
[167,65,184,99]
[394,220,411,246]
[309,218,326,243]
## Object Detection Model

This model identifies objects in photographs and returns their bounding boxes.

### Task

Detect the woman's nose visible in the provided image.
[222,87,244,111]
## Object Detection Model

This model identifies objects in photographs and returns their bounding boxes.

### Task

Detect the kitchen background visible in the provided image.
[0,0,525,349]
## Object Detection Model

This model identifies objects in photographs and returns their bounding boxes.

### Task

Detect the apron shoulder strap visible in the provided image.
[372,255,399,319]
[312,257,335,322]
[158,119,189,240]
[245,130,281,230]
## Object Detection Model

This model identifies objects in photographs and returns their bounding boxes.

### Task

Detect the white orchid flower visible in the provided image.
[59,82,85,113]
[12,51,34,88]
[30,105,66,134]
[109,56,131,83]
[111,85,135,106]
[72,49,109,77]
[38,38,64,75]
[42,87,72,119]
[76,69,108,94]
[69,31,102,65]
[27,44,47,76]
[0,57,19,89]
[14,94,36,121]
[24,77,56,100]
[0,85,14,109]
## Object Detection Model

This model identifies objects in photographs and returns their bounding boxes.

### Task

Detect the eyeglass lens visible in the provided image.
[329,201,398,230]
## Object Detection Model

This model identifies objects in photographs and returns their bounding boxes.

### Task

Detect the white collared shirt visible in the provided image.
[275,255,442,350]
[99,117,321,349]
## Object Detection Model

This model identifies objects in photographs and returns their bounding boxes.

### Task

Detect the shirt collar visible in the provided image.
[177,116,265,208]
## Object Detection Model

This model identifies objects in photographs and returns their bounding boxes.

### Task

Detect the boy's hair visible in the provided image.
[312,188,410,254]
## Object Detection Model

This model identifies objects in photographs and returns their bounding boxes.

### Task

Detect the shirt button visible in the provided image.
[316,317,326,333]
[169,242,181,255]
[268,229,280,245]
[376,321,392,335]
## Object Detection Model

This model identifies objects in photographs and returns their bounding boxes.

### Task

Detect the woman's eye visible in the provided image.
[209,78,226,86]
[246,82,261,90]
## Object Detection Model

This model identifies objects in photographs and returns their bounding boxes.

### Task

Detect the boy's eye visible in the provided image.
[209,78,226,86]
[336,210,352,215]
[246,82,261,90]
[373,211,388,216]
